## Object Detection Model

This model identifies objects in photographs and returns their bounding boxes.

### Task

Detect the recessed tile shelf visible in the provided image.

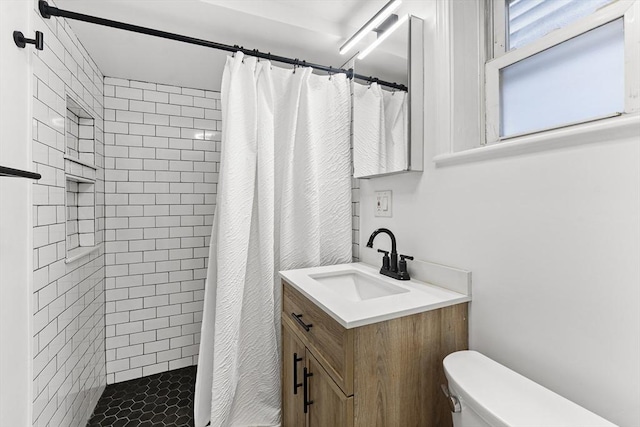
[65,245,100,264]
[65,95,97,263]
[65,175,97,263]
[63,154,97,171]
[66,96,95,165]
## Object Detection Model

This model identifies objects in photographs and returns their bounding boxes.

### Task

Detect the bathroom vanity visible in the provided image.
[280,263,470,427]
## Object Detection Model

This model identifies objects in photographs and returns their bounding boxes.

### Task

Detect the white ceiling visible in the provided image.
[54,0,429,91]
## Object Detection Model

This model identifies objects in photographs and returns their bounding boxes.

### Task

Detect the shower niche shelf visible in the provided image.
[64,95,97,263]
[65,175,96,263]
[66,96,95,166]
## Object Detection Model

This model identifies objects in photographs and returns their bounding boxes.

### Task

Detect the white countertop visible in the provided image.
[280,262,471,329]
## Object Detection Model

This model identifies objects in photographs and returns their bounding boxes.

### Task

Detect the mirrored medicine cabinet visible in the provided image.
[351,15,424,179]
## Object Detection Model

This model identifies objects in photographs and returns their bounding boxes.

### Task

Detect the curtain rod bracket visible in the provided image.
[39,1,52,19]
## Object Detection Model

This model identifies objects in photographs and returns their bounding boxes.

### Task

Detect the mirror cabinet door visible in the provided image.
[352,15,423,179]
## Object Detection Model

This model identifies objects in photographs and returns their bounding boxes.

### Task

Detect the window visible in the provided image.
[504,0,615,51]
[486,0,640,142]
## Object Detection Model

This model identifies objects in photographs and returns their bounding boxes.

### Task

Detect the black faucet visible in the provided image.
[366,228,413,280]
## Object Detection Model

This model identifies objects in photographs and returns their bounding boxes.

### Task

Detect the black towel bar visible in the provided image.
[0,165,42,180]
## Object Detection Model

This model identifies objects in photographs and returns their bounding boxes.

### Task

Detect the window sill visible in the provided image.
[433,114,640,167]
[65,245,100,264]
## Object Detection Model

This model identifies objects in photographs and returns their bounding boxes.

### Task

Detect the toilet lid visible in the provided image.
[443,351,618,427]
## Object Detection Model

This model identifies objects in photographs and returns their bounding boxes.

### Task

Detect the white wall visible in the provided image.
[0,1,33,426]
[31,0,107,425]
[358,1,640,426]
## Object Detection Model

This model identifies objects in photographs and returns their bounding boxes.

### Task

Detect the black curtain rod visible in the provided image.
[38,1,408,92]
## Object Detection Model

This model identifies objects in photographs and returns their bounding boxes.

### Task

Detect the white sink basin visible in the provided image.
[308,269,409,302]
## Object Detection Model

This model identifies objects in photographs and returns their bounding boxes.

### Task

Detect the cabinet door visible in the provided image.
[282,322,307,427]
[307,352,353,427]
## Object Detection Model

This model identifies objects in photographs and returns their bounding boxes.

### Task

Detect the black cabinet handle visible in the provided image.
[293,352,303,394]
[303,367,314,414]
[291,312,313,332]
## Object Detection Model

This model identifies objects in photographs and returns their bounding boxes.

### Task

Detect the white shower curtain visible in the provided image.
[353,82,408,176]
[194,52,352,427]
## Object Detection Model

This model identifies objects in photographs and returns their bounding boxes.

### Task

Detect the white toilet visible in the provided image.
[442,351,618,427]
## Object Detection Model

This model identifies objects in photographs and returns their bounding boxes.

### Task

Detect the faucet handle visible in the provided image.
[398,254,413,278]
[377,249,390,270]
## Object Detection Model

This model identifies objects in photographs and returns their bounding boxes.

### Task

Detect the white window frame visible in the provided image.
[485,0,640,144]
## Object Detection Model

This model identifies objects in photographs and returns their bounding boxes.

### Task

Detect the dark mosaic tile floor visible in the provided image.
[87,366,197,427]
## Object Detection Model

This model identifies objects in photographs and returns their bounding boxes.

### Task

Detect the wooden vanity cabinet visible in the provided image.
[282,322,307,427]
[281,280,468,427]
[282,321,354,427]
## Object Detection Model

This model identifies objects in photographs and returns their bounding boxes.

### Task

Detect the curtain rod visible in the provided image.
[38,1,408,92]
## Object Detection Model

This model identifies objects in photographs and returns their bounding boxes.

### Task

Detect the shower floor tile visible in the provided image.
[87,366,196,427]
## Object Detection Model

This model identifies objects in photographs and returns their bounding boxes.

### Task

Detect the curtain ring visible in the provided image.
[328,66,333,80]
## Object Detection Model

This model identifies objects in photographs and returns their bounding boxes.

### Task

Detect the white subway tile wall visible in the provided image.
[66,101,95,165]
[350,86,361,261]
[31,1,106,426]
[66,109,80,159]
[103,77,220,383]
[78,118,95,165]
[352,177,360,261]
[64,180,96,251]
[65,180,81,251]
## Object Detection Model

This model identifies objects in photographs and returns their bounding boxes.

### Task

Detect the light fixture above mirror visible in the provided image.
[339,0,402,56]
[358,13,408,60]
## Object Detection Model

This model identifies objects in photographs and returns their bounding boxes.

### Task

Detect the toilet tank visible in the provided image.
[443,351,618,427]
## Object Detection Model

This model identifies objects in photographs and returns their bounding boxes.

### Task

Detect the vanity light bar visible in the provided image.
[357,13,408,60]
[339,0,402,55]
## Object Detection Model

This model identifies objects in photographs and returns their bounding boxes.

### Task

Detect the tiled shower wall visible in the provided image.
[31,0,106,425]
[103,77,221,383]
[352,178,360,261]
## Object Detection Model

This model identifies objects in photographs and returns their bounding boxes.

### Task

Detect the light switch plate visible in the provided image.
[375,190,392,217]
